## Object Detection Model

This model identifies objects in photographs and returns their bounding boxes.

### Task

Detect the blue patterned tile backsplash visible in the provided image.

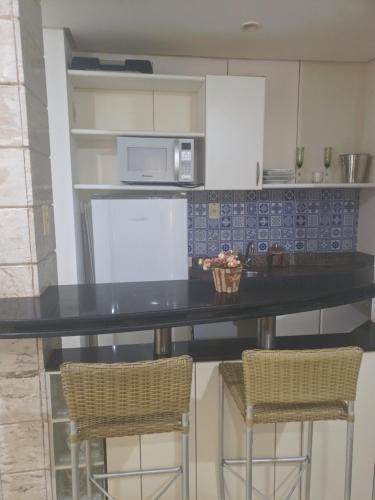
[187,189,359,257]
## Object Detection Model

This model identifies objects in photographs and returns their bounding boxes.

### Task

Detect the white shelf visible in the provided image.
[68,69,205,92]
[262,183,375,189]
[71,128,205,139]
[74,184,204,192]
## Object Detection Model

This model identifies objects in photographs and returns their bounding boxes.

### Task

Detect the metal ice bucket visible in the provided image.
[340,154,371,183]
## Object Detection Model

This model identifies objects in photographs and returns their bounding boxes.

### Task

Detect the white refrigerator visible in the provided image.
[84,197,190,346]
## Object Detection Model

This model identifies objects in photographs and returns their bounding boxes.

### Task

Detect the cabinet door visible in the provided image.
[320,301,370,334]
[205,75,265,190]
[298,62,365,183]
[195,361,275,499]
[276,310,320,336]
[229,60,299,172]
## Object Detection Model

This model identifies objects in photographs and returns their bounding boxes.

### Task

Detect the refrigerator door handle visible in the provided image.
[174,139,180,181]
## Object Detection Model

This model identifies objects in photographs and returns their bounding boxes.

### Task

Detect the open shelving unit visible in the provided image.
[68,69,206,187]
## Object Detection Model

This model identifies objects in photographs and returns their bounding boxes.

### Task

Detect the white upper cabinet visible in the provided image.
[205,75,265,190]
[298,62,366,183]
[229,60,299,172]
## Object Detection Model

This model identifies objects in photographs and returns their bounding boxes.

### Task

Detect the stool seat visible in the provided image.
[74,411,186,441]
[219,361,351,425]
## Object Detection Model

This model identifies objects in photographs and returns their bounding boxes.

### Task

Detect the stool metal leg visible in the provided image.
[245,406,254,500]
[86,440,93,500]
[305,421,313,500]
[218,373,225,500]
[182,412,190,500]
[70,421,80,500]
[344,401,355,500]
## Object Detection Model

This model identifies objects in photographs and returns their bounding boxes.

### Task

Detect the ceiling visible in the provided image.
[41,0,375,62]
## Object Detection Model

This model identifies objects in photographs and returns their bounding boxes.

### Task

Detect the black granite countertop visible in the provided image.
[0,252,374,339]
[46,321,375,370]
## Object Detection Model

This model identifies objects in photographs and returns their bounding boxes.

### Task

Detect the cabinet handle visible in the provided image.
[256,162,261,186]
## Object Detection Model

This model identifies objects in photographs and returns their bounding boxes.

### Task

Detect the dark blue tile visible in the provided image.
[270,215,282,227]
[194,216,207,229]
[221,242,231,252]
[307,227,318,238]
[296,202,307,213]
[258,202,270,214]
[207,241,220,255]
[246,216,258,227]
[283,190,296,201]
[233,203,245,215]
[245,191,259,201]
[258,215,269,227]
[270,202,283,215]
[283,215,294,227]
[232,216,245,228]
[234,191,246,202]
[295,240,306,251]
[233,241,244,253]
[307,215,318,227]
[220,229,232,241]
[221,217,232,228]
[258,228,269,239]
[194,242,207,255]
[220,203,232,216]
[295,228,306,239]
[245,229,257,240]
[282,228,294,239]
[283,201,295,214]
[331,240,341,251]
[220,191,233,202]
[308,201,319,214]
[246,203,257,215]
[194,203,207,216]
[260,190,271,201]
[296,215,306,226]
[282,240,295,251]
[233,228,244,240]
[257,241,269,253]
[208,219,219,229]
[194,230,207,242]
[270,228,282,239]
[332,214,342,226]
[207,191,219,202]
[307,239,318,251]
[208,230,219,241]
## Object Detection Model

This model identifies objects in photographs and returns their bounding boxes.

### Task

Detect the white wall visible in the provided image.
[358,59,375,319]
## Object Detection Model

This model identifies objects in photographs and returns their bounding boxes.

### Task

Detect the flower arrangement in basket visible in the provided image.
[199,251,242,293]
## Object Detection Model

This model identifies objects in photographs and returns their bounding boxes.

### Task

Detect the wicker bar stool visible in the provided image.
[61,355,193,500]
[218,347,363,500]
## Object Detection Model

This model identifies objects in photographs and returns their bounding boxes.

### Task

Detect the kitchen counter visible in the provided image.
[45,320,375,370]
[0,251,374,340]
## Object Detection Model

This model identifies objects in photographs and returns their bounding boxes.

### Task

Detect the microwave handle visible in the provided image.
[174,140,180,181]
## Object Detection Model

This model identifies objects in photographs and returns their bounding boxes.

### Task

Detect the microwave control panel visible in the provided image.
[178,140,194,182]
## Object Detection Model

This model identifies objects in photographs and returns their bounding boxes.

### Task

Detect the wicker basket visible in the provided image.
[212,267,242,293]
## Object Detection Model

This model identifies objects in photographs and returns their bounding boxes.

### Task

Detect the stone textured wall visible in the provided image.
[0,1,57,498]
[0,0,56,298]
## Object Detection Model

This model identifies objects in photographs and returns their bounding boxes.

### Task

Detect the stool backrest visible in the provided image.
[242,347,363,405]
[61,356,192,421]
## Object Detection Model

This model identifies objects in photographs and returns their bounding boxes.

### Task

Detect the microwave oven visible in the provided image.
[117,136,204,186]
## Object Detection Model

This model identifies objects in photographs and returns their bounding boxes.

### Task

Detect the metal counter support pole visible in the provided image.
[154,327,172,357]
[257,316,276,349]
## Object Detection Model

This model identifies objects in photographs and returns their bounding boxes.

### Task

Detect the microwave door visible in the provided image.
[118,137,176,184]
